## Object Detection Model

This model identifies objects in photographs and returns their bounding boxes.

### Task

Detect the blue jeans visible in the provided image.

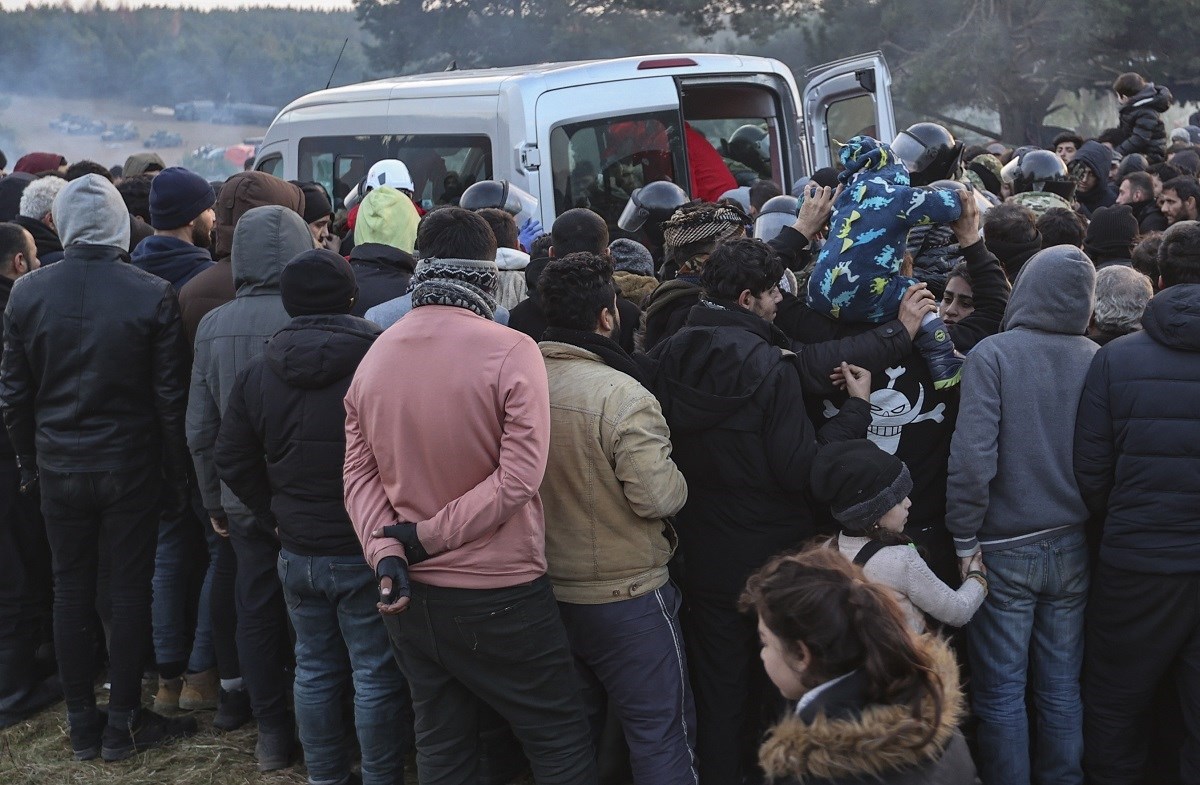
[151,490,217,673]
[278,549,407,785]
[557,583,699,785]
[967,528,1088,785]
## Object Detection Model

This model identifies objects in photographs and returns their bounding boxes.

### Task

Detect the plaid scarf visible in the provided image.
[409,257,499,320]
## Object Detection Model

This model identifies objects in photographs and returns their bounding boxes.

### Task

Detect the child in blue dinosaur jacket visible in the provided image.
[808,135,965,388]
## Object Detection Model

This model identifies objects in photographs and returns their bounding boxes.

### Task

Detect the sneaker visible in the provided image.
[68,707,107,761]
[152,676,182,712]
[100,707,197,762]
[212,687,252,732]
[255,722,294,772]
[178,669,218,711]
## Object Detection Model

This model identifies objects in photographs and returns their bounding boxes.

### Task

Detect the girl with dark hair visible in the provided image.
[741,547,976,785]
[812,439,987,633]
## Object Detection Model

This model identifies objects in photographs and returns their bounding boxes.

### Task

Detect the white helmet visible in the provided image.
[344,159,414,209]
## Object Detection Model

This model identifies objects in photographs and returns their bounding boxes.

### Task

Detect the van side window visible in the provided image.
[825,95,878,163]
[255,155,283,177]
[550,112,685,231]
[297,135,493,209]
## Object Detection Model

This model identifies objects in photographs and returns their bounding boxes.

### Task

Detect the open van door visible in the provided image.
[535,74,687,232]
[802,52,896,172]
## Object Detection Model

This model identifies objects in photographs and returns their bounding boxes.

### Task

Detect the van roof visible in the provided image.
[280,53,786,113]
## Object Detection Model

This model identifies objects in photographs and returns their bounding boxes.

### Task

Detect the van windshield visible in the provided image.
[549,111,686,232]
[297,134,493,210]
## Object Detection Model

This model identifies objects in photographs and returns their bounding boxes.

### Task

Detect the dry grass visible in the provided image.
[0,684,536,785]
[0,691,308,785]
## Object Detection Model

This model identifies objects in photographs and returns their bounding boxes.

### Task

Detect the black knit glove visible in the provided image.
[379,522,431,565]
[376,556,411,611]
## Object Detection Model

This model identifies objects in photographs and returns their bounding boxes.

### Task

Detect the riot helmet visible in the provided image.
[1003,149,1076,201]
[617,180,689,233]
[753,195,799,243]
[728,124,771,175]
[892,122,964,185]
[459,179,539,224]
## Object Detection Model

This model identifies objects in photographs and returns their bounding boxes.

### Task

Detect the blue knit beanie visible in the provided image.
[150,167,216,230]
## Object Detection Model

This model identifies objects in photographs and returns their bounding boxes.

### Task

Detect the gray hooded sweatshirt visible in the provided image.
[187,205,314,522]
[946,245,1099,556]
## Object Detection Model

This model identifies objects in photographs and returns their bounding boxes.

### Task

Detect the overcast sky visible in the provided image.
[0,0,354,9]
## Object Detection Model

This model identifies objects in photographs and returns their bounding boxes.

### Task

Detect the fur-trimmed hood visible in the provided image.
[760,636,966,783]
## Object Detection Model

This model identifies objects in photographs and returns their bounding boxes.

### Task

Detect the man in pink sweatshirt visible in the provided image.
[343,207,597,785]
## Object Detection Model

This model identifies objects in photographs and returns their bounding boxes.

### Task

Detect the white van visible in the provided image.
[254,52,895,231]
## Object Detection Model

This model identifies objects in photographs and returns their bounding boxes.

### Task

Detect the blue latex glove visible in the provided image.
[518,217,545,253]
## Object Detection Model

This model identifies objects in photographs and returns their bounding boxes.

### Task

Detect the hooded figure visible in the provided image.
[187,206,315,529]
[1069,141,1118,216]
[946,244,1097,785]
[12,152,65,176]
[349,186,419,317]
[178,172,304,345]
[948,244,1098,556]
[123,153,166,179]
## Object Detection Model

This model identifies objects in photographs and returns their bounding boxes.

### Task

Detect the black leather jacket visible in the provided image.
[0,244,190,480]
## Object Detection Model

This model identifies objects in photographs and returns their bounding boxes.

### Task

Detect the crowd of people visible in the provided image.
[0,66,1198,785]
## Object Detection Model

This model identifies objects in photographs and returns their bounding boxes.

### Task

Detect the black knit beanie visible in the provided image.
[811,439,913,533]
[149,167,216,230]
[1084,204,1139,260]
[293,181,333,225]
[280,249,358,317]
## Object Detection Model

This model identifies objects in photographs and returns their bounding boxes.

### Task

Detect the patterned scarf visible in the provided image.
[409,257,499,320]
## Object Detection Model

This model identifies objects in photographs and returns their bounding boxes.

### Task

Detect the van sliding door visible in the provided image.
[535,78,686,233]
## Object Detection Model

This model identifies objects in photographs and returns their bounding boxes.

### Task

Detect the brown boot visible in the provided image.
[178,668,219,711]
[153,676,182,712]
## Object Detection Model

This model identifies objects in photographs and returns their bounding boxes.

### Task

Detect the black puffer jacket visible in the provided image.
[348,243,415,318]
[639,277,701,351]
[0,244,190,476]
[1074,283,1200,574]
[647,302,871,599]
[1116,84,1172,164]
[1130,199,1169,234]
[215,313,381,555]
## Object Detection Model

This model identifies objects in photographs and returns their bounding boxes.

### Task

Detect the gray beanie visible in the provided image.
[52,174,131,250]
[608,238,655,277]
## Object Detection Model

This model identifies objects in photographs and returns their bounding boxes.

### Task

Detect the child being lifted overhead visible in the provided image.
[808,135,965,388]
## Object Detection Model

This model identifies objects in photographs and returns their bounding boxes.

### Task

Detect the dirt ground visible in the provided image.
[0,92,269,170]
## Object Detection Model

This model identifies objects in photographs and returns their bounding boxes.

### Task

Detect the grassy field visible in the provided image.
[0,691,309,785]
[0,683,540,785]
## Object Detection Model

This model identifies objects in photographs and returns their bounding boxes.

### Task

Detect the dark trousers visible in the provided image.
[683,590,784,785]
[392,576,597,785]
[558,583,699,785]
[1083,563,1200,784]
[40,466,160,714]
[229,524,290,728]
[210,534,240,680]
[0,463,52,643]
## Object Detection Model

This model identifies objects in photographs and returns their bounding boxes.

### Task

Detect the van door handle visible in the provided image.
[518,143,541,172]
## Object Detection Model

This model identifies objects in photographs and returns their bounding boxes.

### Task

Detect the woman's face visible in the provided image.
[758,617,808,700]
[940,276,975,326]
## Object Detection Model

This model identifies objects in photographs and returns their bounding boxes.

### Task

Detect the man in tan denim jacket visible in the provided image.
[537,251,697,785]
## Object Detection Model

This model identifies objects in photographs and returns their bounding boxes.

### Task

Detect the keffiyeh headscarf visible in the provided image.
[662,203,747,276]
